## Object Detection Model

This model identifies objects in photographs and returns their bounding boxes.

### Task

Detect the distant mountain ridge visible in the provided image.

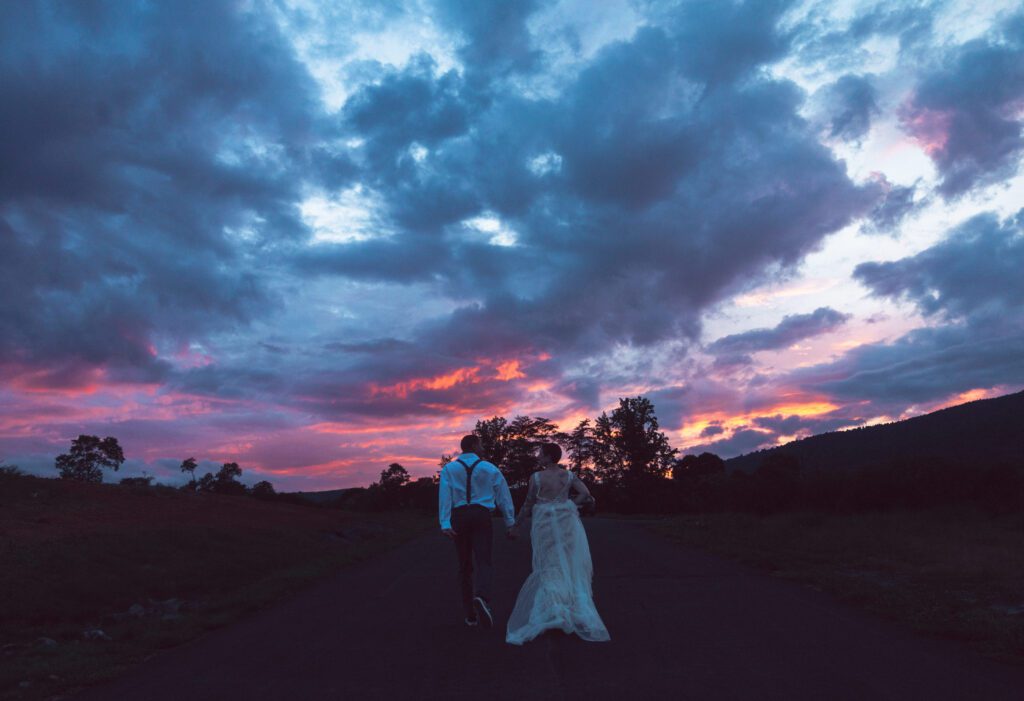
[724,390,1024,473]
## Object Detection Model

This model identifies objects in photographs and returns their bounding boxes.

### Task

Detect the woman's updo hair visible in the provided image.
[540,442,562,464]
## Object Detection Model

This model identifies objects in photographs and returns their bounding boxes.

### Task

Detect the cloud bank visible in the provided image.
[2,1,1023,484]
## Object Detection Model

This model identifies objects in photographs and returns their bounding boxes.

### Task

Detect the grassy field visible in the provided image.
[0,473,431,700]
[646,508,1024,663]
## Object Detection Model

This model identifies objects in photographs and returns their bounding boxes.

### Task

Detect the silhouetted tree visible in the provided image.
[196,472,216,492]
[470,414,563,488]
[180,457,198,490]
[474,416,511,466]
[614,397,677,479]
[55,435,125,482]
[591,412,623,485]
[213,462,246,495]
[673,452,725,480]
[251,480,276,499]
[590,397,676,487]
[379,463,410,490]
[565,419,598,477]
[503,416,562,488]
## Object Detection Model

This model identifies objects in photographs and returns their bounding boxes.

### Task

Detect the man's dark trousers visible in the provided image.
[452,504,493,616]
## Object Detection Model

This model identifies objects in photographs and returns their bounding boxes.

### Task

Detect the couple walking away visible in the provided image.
[438,435,611,645]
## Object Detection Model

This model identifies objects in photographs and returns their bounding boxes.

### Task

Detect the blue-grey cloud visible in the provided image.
[5,0,1019,450]
[794,323,1024,411]
[899,11,1024,197]
[751,412,861,436]
[708,307,851,356]
[297,9,882,390]
[0,1,338,386]
[865,177,922,234]
[792,209,1024,412]
[699,423,725,438]
[820,73,879,141]
[684,427,774,459]
[854,209,1024,320]
[650,0,797,87]
[433,0,543,81]
[789,1,937,73]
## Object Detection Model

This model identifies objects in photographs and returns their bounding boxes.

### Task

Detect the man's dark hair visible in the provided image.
[540,442,562,464]
[461,434,482,453]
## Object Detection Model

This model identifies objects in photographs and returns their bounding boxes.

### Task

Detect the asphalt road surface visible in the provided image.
[77,518,1024,700]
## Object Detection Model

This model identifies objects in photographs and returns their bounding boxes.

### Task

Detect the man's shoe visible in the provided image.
[464,616,479,627]
[473,597,493,629]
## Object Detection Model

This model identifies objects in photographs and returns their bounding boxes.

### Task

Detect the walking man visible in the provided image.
[439,434,516,628]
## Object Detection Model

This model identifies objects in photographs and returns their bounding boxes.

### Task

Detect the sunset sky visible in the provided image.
[2,0,1023,490]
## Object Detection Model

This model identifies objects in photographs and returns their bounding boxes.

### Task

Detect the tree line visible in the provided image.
[50,434,281,501]
[41,390,1024,516]
[347,394,1024,516]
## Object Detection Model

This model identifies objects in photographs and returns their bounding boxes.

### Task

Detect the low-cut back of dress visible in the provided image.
[505,470,610,645]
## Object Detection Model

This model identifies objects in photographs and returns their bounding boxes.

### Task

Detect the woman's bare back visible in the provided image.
[534,468,572,501]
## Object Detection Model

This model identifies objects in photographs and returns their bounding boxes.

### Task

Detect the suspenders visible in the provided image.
[454,456,484,506]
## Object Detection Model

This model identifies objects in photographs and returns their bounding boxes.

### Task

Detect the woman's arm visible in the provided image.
[570,472,595,506]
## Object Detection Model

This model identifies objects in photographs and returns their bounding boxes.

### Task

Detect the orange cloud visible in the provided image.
[762,399,838,416]
[675,396,839,447]
[370,366,483,398]
[495,360,526,381]
[368,354,542,400]
[916,387,1004,415]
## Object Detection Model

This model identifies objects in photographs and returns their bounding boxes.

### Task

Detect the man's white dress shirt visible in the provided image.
[438,452,515,530]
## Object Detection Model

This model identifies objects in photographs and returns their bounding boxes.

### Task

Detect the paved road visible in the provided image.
[78,518,1024,700]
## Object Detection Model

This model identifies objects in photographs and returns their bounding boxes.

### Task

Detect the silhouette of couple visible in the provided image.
[438,435,610,644]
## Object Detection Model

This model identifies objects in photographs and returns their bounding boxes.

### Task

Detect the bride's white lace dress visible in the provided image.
[505,469,610,645]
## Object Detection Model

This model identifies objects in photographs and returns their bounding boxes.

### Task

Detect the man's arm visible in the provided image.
[493,467,516,528]
[438,466,454,533]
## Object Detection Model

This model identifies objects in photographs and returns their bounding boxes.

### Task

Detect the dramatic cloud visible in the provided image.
[0,1,337,389]
[898,11,1024,197]
[2,1,1022,487]
[791,209,1024,412]
[854,209,1024,321]
[793,324,1024,410]
[708,307,851,356]
[751,412,862,436]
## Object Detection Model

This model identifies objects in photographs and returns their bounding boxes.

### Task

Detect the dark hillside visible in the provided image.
[726,390,1024,472]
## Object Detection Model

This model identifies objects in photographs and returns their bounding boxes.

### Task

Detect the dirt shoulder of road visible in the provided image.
[628,509,1024,664]
[0,473,432,701]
